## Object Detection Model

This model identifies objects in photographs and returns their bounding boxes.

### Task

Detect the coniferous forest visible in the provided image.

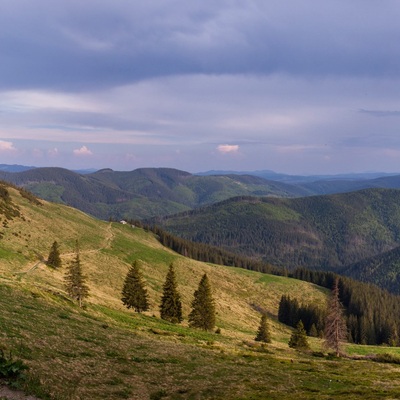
[140,223,400,346]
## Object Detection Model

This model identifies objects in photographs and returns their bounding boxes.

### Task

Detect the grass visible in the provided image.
[0,285,400,399]
[3,281,400,400]
[2,187,400,398]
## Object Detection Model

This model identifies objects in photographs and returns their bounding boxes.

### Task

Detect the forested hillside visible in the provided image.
[0,167,305,220]
[341,246,400,294]
[154,189,400,271]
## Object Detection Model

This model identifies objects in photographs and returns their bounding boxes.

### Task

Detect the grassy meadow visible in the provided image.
[1,187,400,399]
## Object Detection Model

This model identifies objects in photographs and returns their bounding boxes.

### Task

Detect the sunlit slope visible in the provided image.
[3,186,400,399]
[0,185,327,337]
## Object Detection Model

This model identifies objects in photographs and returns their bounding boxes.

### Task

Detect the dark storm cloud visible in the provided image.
[2,1,400,174]
[2,1,400,91]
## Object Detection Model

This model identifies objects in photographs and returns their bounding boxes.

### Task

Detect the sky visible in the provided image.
[1,1,400,174]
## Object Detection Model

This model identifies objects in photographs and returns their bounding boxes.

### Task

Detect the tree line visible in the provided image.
[133,223,400,347]
[131,221,283,275]
[289,268,400,346]
[46,228,400,348]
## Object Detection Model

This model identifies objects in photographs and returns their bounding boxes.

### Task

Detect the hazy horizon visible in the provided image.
[2,162,400,178]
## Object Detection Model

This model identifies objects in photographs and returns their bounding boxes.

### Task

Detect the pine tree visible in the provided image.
[309,323,318,338]
[288,320,309,350]
[47,241,62,269]
[159,263,183,323]
[64,242,89,308]
[189,274,215,331]
[255,314,271,343]
[324,278,347,356]
[121,261,149,313]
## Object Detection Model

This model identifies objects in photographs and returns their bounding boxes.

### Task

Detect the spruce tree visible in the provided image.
[288,320,309,350]
[309,323,319,338]
[189,274,215,331]
[255,314,271,343]
[159,263,183,323]
[64,242,89,308]
[121,261,149,313]
[324,278,347,356]
[47,241,62,269]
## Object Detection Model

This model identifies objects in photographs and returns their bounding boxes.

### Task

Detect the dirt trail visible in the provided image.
[62,222,115,257]
[14,261,44,279]
[0,385,40,400]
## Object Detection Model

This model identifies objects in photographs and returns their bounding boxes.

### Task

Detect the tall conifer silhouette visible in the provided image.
[189,274,215,331]
[121,260,149,313]
[64,241,89,307]
[159,263,183,323]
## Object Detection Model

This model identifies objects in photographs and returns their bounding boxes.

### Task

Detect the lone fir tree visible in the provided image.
[121,260,149,313]
[64,242,89,308]
[255,314,271,343]
[288,320,309,350]
[159,263,183,323]
[47,241,62,269]
[189,273,216,331]
[324,278,347,356]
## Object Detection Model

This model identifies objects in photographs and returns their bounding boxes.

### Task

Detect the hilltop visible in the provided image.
[2,183,400,398]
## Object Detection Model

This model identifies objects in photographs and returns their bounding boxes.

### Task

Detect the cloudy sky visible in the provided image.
[1,1,400,174]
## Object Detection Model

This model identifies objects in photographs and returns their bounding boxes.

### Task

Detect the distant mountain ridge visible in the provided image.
[0,166,305,220]
[2,165,400,220]
[3,164,400,293]
[0,163,36,172]
[197,169,400,183]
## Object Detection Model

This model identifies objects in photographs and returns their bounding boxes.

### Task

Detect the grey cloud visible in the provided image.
[2,1,400,91]
[359,109,400,117]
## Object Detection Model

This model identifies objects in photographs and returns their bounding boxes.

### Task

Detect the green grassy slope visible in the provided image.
[1,186,400,399]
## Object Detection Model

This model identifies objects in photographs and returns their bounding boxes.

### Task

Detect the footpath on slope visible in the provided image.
[17,222,116,277]
[0,384,40,400]
[3,223,116,399]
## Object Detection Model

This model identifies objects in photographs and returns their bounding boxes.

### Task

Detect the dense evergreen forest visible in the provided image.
[139,222,400,346]
[290,269,400,345]
[154,189,400,273]
[341,246,400,294]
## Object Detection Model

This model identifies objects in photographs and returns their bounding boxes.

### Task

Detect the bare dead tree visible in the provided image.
[324,278,347,356]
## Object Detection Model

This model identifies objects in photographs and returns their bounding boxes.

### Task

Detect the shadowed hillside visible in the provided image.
[155,189,400,271]
[341,246,400,294]
[0,167,306,220]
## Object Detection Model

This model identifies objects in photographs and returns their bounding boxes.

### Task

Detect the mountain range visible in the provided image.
[0,167,307,220]
[2,174,400,397]
[3,165,400,293]
[2,165,400,220]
